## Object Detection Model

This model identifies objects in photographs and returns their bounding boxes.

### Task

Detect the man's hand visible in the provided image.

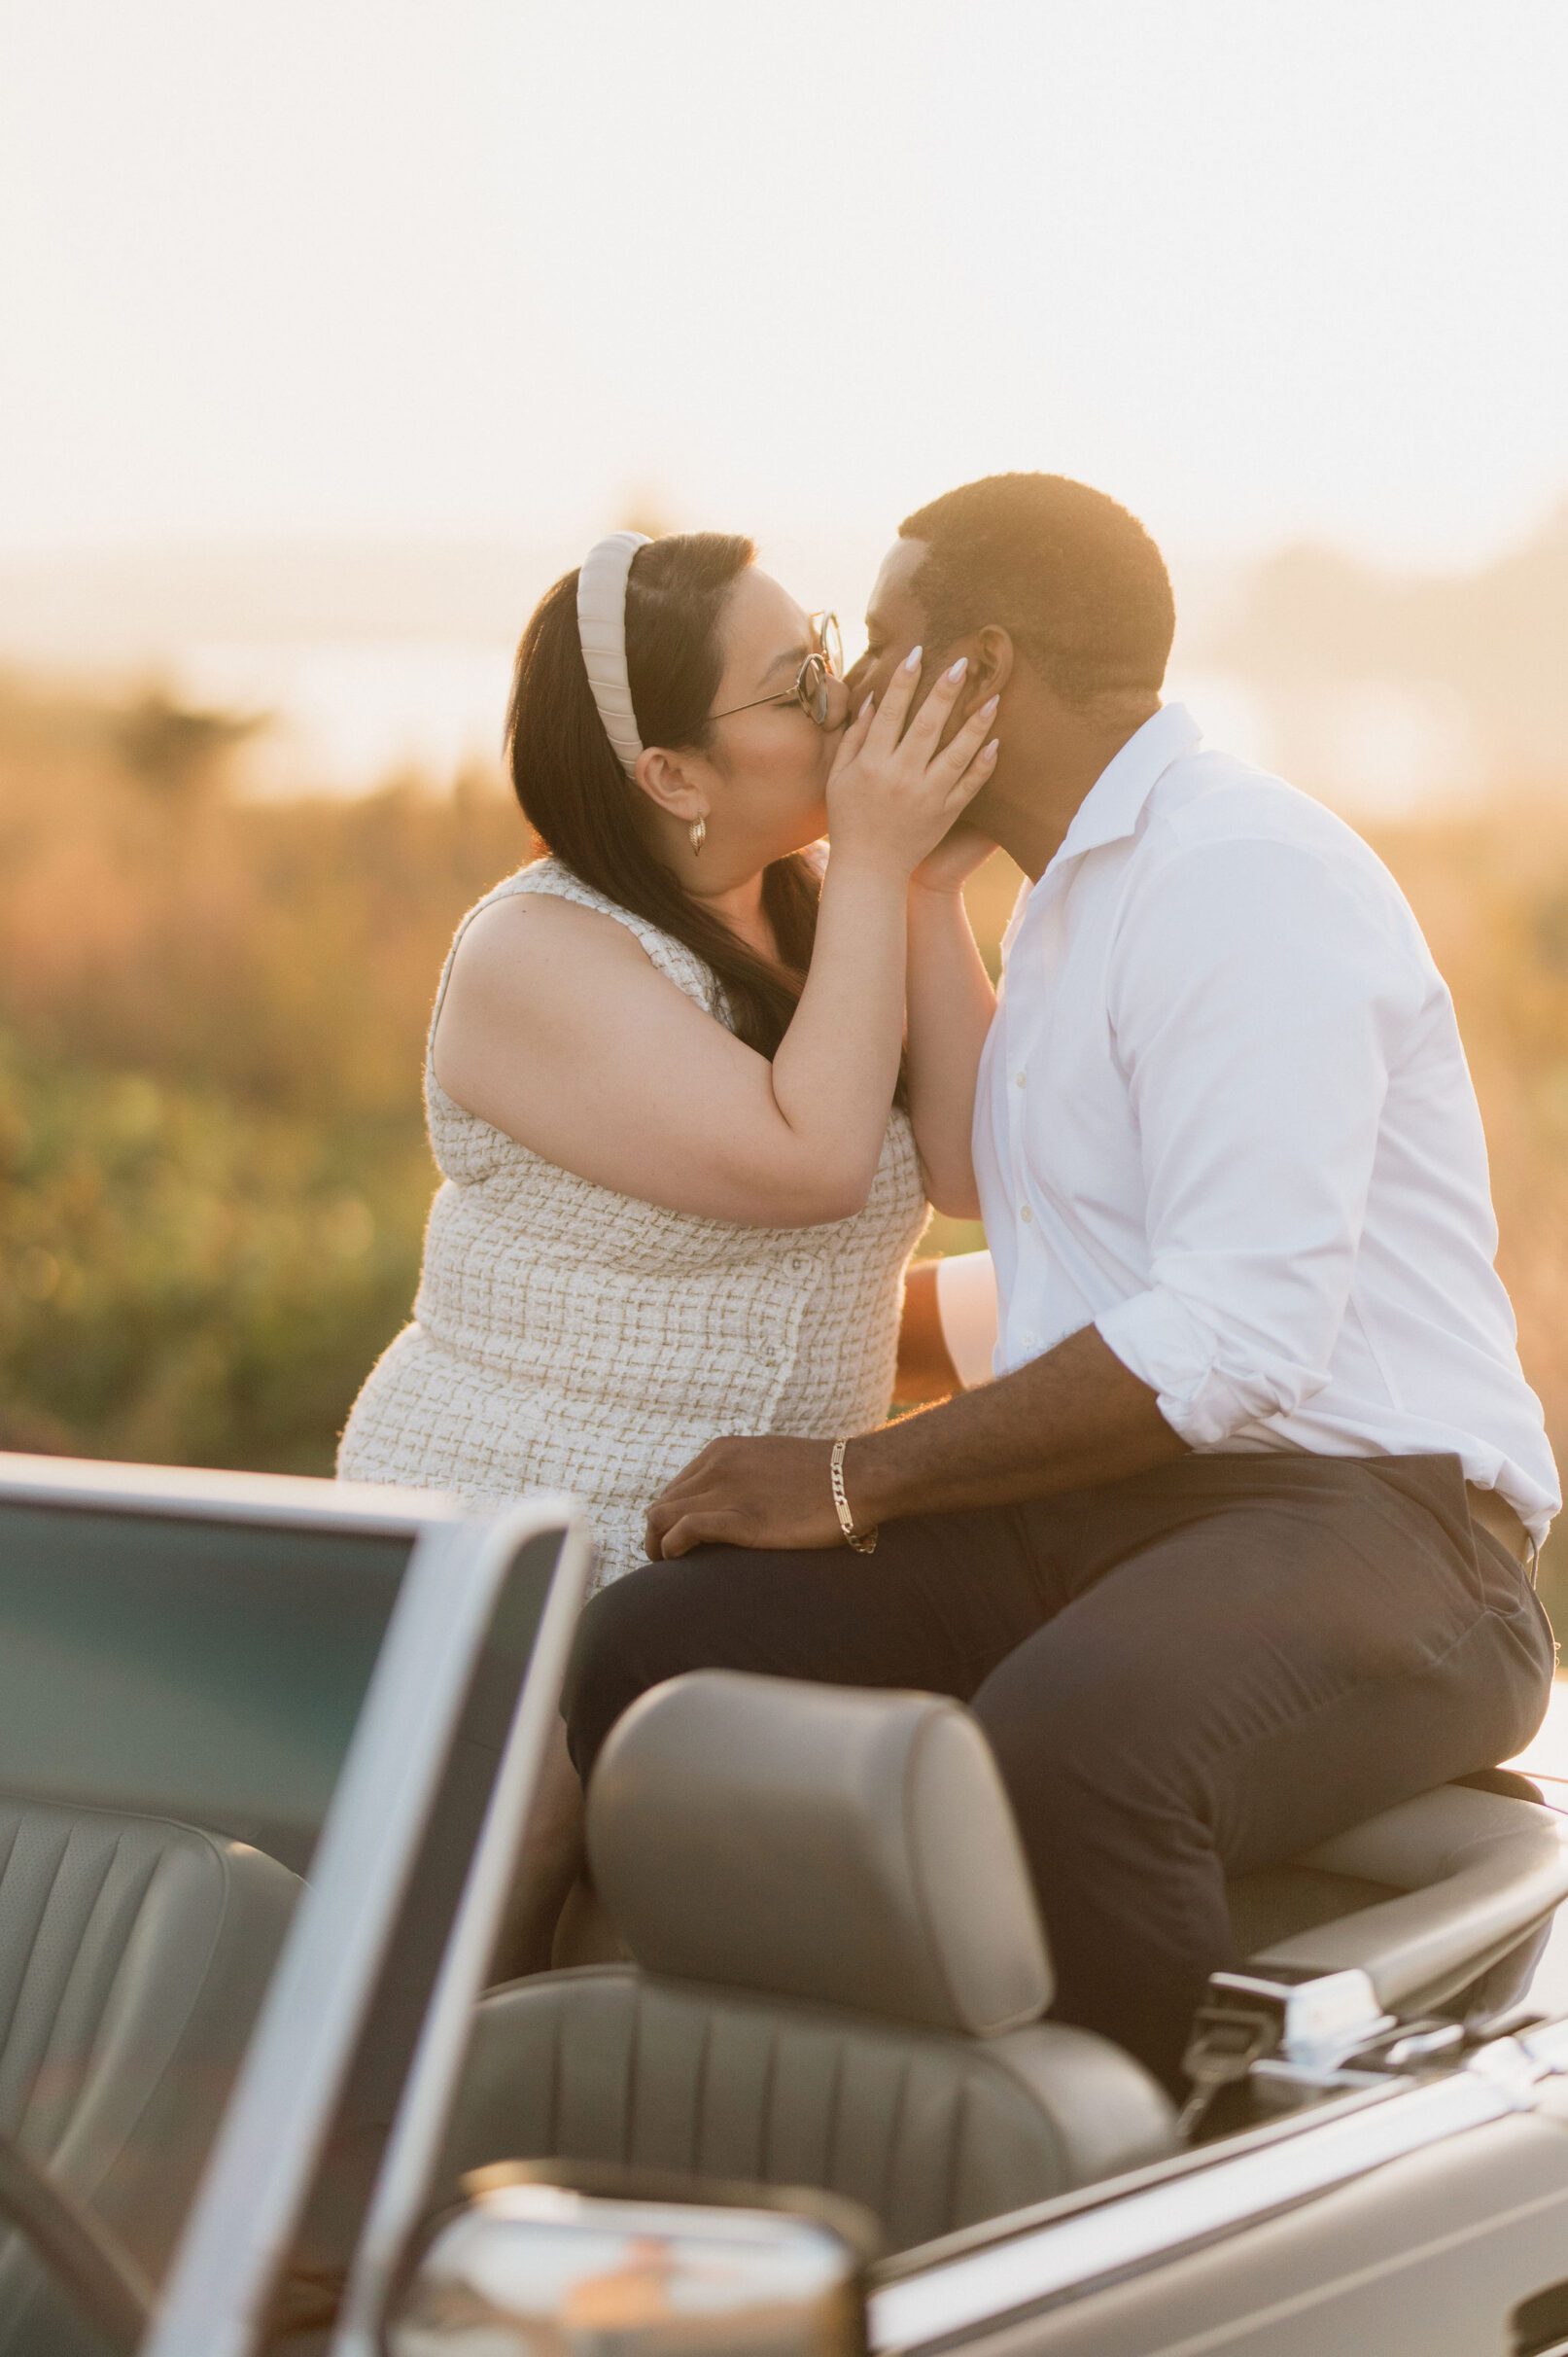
[645,1329,1184,1564]
[910,822,995,897]
[645,1435,846,1560]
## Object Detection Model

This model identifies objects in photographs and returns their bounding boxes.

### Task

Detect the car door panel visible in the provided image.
[905,2106,1568,2357]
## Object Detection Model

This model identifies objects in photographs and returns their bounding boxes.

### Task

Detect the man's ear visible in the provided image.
[967,625,1015,704]
[631,744,707,826]
[941,626,1015,748]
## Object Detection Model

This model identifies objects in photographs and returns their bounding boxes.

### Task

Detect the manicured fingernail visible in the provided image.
[946,656,968,683]
[981,738,999,759]
[903,644,923,672]
[981,693,1000,717]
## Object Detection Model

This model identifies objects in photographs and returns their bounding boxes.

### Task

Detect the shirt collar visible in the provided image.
[1043,702,1203,876]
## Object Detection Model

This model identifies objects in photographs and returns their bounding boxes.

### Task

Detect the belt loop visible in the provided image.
[1526,1531,1542,1590]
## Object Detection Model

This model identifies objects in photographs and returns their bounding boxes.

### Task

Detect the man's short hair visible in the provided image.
[899,474,1175,707]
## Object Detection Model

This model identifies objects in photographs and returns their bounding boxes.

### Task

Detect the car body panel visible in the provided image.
[870,2031,1568,2357]
[902,2102,1568,2356]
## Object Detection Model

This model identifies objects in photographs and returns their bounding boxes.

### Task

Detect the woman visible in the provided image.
[337,528,999,1575]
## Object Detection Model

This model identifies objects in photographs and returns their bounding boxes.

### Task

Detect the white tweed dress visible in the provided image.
[337,859,929,1586]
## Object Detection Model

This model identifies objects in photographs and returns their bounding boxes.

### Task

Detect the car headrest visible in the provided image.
[586,1671,1053,2036]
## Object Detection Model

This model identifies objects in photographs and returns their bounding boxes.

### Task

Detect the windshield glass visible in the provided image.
[0,1498,409,1872]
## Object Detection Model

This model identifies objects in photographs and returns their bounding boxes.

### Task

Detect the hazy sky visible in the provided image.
[4,0,1566,582]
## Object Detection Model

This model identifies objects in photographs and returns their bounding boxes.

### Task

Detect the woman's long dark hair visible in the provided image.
[505,534,821,1061]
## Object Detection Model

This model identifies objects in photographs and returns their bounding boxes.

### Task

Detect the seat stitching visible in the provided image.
[820,2036,845,2191]
[878,2054,912,2230]
[754,2020,779,2184]
[68,1841,184,2103]
[0,1815,292,2232]
[0,1819,24,1898]
[28,1832,129,2112]
[689,2006,713,2176]
[937,2071,963,2231]
[58,1834,156,2047]
[52,1843,242,2217]
[952,2078,978,2225]
[544,2000,563,2153]
[623,1977,643,2164]
[0,1826,75,2067]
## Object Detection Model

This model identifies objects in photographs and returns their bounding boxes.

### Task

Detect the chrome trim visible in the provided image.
[144,1490,584,2357]
[1205,1965,1395,2071]
[0,1449,467,1537]
[1522,2014,1568,2074]
[333,1510,594,2353]
[870,2057,1541,2352]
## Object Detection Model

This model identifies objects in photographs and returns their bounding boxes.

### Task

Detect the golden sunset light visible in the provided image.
[5,22,1568,2333]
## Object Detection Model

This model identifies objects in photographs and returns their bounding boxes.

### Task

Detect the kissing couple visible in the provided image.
[340,472,1558,2094]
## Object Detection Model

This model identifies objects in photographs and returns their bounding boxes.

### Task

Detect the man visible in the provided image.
[565,473,1559,2093]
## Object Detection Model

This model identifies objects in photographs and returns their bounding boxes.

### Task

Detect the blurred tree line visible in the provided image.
[0,674,521,1467]
[3,669,1568,1614]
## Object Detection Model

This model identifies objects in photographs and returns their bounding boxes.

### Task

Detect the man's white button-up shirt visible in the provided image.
[973,704,1560,1541]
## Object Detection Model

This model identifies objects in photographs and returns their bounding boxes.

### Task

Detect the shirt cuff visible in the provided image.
[1096,1287,1268,1449]
[934,1251,999,1390]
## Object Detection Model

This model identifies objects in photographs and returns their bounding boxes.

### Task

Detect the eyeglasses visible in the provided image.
[710,612,845,730]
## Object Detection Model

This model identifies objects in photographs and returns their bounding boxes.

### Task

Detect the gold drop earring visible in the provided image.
[688,817,707,858]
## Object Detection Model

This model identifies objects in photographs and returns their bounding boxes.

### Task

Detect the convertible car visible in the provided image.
[4,1451,1568,2357]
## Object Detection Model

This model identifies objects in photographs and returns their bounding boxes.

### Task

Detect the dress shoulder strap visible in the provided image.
[434,857,730,1035]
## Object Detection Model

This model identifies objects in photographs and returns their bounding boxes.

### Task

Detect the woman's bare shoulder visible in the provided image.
[431,874,757,1171]
[450,886,655,1004]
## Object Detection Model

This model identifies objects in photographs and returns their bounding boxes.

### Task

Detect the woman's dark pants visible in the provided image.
[564,1452,1556,2093]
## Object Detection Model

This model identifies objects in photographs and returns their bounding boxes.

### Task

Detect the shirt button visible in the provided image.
[1015,1072,1027,1088]
[1021,1205,1033,1224]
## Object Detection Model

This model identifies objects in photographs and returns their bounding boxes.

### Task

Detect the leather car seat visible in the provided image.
[1227,1774,1568,2020]
[0,1797,300,2353]
[440,1672,1178,2254]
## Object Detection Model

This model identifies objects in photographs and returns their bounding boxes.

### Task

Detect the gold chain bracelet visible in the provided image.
[829,1438,879,1555]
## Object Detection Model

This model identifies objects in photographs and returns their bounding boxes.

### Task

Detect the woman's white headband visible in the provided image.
[577,530,652,776]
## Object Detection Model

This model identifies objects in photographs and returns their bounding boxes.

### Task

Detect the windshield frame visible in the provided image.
[0,1459,588,2357]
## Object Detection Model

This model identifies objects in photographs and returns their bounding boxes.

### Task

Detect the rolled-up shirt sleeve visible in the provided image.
[1094,833,1424,1448]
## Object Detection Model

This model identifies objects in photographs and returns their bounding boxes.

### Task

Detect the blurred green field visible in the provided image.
[4,672,1566,1614]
